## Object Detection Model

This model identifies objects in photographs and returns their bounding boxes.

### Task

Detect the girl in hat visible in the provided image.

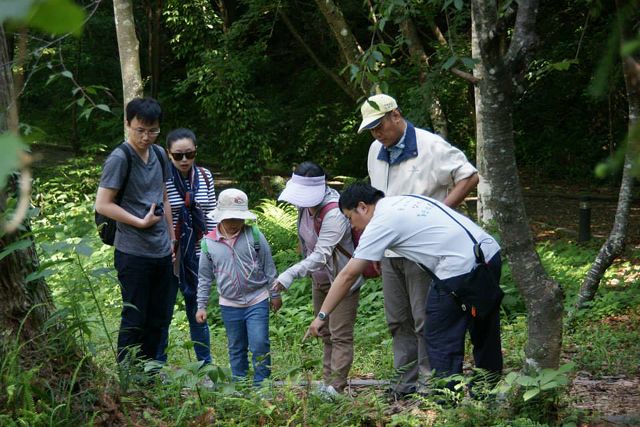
[196,188,280,385]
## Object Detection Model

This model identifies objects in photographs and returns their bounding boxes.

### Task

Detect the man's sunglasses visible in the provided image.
[170,151,196,160]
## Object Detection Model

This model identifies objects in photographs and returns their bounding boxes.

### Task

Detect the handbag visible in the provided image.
[408,195,503,318]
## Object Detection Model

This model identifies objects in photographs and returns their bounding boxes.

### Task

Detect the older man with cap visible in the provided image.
[272,161,363,395]
[359,94,479,398]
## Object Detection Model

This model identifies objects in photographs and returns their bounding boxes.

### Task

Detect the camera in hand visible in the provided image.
[153,202,164,216]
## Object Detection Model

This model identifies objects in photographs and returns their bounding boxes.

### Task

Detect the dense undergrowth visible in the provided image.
[1,158,639,426]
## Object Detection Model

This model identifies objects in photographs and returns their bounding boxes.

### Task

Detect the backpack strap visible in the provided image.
[198,166,211,192]
[313,201,339,235]
[114,143,133,205]
[150,144,167,181]
[313,201,354,258]
[251,224,261,253]
[200,237,213,262]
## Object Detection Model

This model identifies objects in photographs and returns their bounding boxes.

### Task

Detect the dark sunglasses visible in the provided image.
[170,151,196,160]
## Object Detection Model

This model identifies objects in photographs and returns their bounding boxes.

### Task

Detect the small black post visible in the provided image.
[578,196,591,242]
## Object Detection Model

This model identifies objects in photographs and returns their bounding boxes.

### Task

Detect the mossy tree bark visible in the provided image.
[471,0,564,370]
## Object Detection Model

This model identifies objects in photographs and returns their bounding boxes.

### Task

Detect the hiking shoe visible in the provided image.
[316,383,340,400]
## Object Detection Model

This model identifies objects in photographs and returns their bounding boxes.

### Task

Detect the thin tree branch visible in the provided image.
[277,9,359,100]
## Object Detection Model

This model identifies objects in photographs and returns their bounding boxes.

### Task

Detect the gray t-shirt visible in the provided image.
[99,143,171,258]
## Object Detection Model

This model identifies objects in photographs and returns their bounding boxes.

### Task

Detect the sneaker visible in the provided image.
[316,383,340,400]
[200,376,215,389]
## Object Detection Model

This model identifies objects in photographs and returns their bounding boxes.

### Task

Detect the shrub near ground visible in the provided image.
[13,157,639,425]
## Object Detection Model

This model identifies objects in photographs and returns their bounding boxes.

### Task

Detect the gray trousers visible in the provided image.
[313,281,360,392]
[382,257,432,393]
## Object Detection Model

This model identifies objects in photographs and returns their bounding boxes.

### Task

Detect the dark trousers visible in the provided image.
[423,252,503,384]
[115,250,174,364]
[157,274,212,364]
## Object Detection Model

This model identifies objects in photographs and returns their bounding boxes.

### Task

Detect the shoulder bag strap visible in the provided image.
[407,194,485,264]
[115,143,133,205]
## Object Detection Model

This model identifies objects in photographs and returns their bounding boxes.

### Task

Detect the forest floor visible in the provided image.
[32,145,640,424]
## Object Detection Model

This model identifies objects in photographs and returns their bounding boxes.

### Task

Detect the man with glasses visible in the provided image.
[358,94,479,399]
[95,97,175,370]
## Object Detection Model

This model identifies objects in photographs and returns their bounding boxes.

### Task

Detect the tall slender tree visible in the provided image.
[471,0,564,369]
[577,0,639,308]
[113,0,143,132]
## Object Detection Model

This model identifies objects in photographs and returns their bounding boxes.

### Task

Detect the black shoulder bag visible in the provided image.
[408,195,504,318]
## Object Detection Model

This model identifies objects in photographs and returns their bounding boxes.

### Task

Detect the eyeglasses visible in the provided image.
[133,127,161,137]
[170,151,196,160]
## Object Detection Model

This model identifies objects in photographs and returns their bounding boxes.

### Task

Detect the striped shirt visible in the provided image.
[166,166,217,257]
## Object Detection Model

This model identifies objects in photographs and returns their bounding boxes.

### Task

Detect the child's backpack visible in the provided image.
[313,202,380,279]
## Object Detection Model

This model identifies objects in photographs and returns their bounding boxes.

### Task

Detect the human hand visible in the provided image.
[271,280,286,293]
[195,309,207,323]
[171,239,178,263]
[303,317,325,341]
[139,203,163,228]
[270,296,282,313]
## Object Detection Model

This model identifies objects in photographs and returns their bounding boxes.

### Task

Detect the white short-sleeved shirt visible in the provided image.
[353,196,500,281]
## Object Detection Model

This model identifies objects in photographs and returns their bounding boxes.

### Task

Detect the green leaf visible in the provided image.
[621,40,640,57]
[26,0,86,37]
[453,0,463,10]
[549,59,577,71]
[0,0,34,22]
[460,57,478,70]
[96,104,111,113]
[442,55,458,70]
[0,239,32,262]
[25,268,55,282]
[75,243,94,257]
[557,362,575,374]
[45,73,59,86]
[378,44,392,55]
[540,380,559,390]
[371,50,384,62]
[60,70,73,79]
[523,388,540,401]
[516,375,537,387]
[503,371,519,385]
[0,133,26,189]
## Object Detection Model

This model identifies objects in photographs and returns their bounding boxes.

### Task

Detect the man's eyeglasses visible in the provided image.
[170,151,196,161]
[133,128,161,137]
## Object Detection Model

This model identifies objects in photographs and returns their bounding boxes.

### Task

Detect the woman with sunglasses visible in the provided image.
[157,128,217,365]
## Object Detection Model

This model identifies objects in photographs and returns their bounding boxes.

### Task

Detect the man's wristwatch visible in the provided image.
[318,311,328,321]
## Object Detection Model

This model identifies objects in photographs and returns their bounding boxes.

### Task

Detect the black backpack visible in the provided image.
[95,143,165,245]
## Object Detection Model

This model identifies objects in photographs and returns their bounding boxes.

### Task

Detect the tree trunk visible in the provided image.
[314,0,371,93]
[576,4,639,308]
[471,0,564,370]
[472,10,494,224]
[146,0,162,100]
[113,0,144,132]
[0,24,54,350]
[399,17,449,138]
